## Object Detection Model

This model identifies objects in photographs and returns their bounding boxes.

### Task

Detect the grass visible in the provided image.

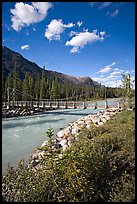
[2,109,135,202]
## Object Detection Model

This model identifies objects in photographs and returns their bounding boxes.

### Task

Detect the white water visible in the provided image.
[2,98,119,173]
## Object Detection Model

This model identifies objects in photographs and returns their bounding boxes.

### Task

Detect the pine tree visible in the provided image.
[34,75,40,100]
[4,73,13,102]
[40,69,46,99]
[22,73,31,100]
[2,74,6,102]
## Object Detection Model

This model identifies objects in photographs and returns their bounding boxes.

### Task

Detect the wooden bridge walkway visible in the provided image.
[2,100,119,110]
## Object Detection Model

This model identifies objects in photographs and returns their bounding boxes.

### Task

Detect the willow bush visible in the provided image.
[2,110,135,202]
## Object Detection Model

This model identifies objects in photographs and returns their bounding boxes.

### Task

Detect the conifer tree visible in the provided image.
[40,69,46,99]
[34,75,40,100]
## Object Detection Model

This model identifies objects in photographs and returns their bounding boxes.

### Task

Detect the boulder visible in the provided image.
[101,117,107,123]
[56,137,62,142]
[71,127,78,135]
[68,141,72,147]
[98,121,104,126]
[57,130,64,138]
[105,115,111,120]
[32,153,39,160]
[59,154,63,159]
[67,136,74,142]
[59,139,68,147]
[92,117,100,124]
[86,124,91,130]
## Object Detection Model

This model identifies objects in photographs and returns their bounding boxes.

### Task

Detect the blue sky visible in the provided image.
[2,2,135,87]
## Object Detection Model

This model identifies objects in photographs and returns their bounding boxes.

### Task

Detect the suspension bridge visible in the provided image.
[2,87,120,110]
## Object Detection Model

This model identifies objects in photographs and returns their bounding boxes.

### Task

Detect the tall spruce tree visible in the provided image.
[40,69,46,99]
[34,74,40,100]
[22,73,31,100]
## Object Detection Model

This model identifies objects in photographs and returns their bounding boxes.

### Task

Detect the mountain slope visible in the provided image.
[2,46,99,86]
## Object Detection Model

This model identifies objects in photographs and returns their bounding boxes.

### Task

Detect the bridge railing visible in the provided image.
[2,99,121,109]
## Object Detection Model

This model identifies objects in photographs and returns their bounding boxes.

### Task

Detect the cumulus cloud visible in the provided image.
[98,62,116,73]
[45,19,75,41]
[10,2,52,31]
[66,29,106,53]
[70,47,79,53]
[92,75,122,87]
[77,21,83,27]
[21,44,29,50]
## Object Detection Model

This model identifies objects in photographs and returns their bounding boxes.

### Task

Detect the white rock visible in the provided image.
[59,154,63,159]
[92,117,100,124]
[86,124,91,130]
[59,139,67,146]
[75,136,79,141]
[67,136,74,142]
[57,130,64,138]
[68,141,72,147]
[101,118,107,123]
[72,127,78,135]
[105,115,111,120]
[32,153,39,160]
[56,137,62,142]
[77,120,85,125]
[98,122,104,126]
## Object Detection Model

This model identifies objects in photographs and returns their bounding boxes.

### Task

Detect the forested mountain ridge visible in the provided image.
[2,46,99,87]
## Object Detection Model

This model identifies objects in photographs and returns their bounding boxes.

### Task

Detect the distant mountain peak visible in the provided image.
[2,46,100,86]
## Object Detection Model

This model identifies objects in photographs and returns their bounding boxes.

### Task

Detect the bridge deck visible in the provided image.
[2,100,119,110]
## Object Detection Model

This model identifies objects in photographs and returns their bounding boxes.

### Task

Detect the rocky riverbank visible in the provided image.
[2,107,58,119]
[29,107,123,168]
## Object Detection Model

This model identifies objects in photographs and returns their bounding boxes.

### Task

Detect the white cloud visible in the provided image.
[99,2,112,9]
[69,31,78,37]
[77,21,83,27]
[107,71,121,79]
[110,9,119,17]
[45,19,75,41]
[110,71,121,76]
[10,2,52,31]
[107,75,118,79]
[33,27,36,32]
[92,75,122,87]
[99,67,111,73]
[21,44,29,50]
[114,68,119,71]
[98,62,116,73]
[66,29,106,53]
[70,47,80,53]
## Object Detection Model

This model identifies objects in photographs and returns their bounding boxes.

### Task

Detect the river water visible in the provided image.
[2,98,119,173]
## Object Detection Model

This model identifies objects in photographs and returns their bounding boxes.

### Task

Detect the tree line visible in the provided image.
[2,65,133,102]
